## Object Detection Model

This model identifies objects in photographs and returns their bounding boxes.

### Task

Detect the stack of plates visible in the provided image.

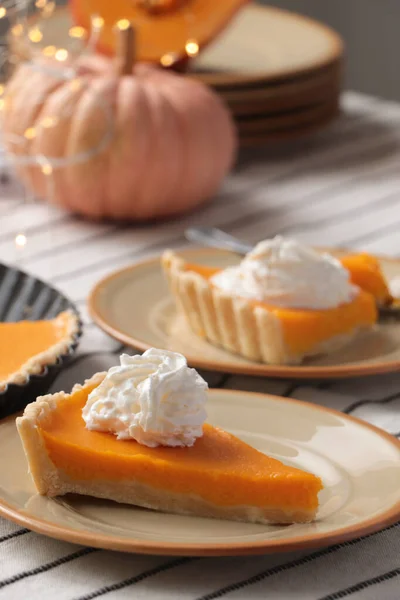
[8,3,343,147]
[191,4,343,146]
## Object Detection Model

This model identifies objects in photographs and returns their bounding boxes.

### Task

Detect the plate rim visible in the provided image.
[0,389,399,556]
[0,261,83,418]
[88,248,400,379]
[191,4,344,88]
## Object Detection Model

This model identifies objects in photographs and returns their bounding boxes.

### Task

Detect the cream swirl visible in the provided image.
[211,236,358,309]
[82,349,208,447]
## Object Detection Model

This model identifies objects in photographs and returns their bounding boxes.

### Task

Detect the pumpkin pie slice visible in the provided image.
[162,250,388,365]
[0,311,79,391]
[16,373,323,524]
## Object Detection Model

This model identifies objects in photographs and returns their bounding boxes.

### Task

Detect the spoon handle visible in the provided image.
[185,227,252,256]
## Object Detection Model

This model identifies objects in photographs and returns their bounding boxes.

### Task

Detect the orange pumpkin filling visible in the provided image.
[341,253,392,305]
[184,255,381,355]
[38,380,322,511]
[70,0,248,63]
[0,313,72,382]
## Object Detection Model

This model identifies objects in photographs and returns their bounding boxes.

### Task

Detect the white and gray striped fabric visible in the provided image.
[0,91,399,600]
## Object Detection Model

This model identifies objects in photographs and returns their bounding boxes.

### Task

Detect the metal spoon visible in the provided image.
[184,227,399,318]
[185,227,251,256]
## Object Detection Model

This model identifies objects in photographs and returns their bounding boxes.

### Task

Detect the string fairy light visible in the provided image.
[185,38,199,57]
[11,23,23,37]
[117,18,131,31]
[41,1,55,17]
[28,27,43,43]
[24,127,36,140]
[160,53,178,67]
[0,1,114,260]
[41,164,53,176]
[15,233,27,248]
[42,45,56,57]
[69,26,86,39]
[69,78,81,92]
[55,48,68,62]
[41,116,57,128]
[91,15,105,31]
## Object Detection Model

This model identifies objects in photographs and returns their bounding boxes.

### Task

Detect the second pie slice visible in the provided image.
[162,238,392,365]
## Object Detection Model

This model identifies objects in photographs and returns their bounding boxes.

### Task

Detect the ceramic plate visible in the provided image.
[0,390,399,555]
[192,4,343,88]
[236,98,340,136]
[0,262,82,419]
[239,109,341,146]
[89,248,400,379]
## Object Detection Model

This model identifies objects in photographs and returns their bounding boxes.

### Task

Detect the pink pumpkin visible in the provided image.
[2,29,237,221]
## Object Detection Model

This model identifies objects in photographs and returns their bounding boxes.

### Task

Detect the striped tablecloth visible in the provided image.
[1,92,399,600]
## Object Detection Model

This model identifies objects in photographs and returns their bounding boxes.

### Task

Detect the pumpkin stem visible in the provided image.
[116,22,135,76]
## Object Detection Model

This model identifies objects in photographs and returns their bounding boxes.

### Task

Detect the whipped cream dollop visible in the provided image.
[82,349,208,448]
[211,236,358,309]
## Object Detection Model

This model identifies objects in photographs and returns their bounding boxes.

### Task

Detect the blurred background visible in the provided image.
[2,1,400,101]
[265,0,400,101]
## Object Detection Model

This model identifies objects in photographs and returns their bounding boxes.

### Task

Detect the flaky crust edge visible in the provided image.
[16,372,318,524]
[16,372,106,495]
[0,310,80,391]
[162,251,361,365]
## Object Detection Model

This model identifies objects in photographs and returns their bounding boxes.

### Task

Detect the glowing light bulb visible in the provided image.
[41,164,53,176]
[42,45,56,57]
[28,28,43,43]
[12,24,23,37]
[24,127,36,140]
[92,16,104,30]
[43,1,55,16]
[15,234,27,248]
[0,8,6,19]
[117,19,131,30]
[41,116,57,128]
[185,39,199,57]
[160,53,177,67]
[69,78,81,92]
[69,26,86,39]
[55,49,68,62]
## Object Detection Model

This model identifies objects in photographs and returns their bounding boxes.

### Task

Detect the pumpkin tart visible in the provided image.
[162,250,391,365]
[0,311,79,391]
[16,372,323,524]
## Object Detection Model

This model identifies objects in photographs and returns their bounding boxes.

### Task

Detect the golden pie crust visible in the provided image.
[0,310,80,391]
[162,251,377,365]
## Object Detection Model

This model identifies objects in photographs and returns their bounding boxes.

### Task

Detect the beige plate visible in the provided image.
[238,105,340,146]
[89,248,400,379]
[225,75,341,117]
[192,4,343,88]
[239,115,339,146]
[236,97,340,135]
[1,390,399,555]
[219,62,341,105]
